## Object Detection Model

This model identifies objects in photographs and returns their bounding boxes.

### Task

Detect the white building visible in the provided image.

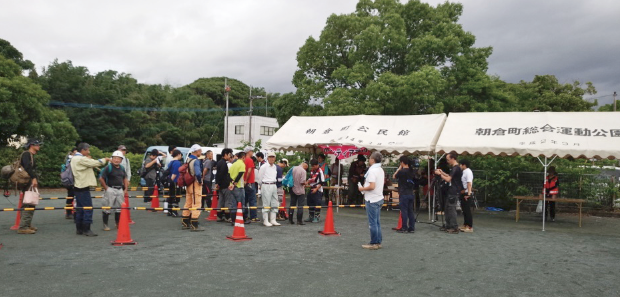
[217,116,279,149]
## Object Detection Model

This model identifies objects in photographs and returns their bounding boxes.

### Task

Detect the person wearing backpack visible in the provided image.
[305,159,326,223]
[181,144,205,232]
[98,151,129,231]
[71,143,110,237]
[61,147,77,219]
[166,149,183,217]
[16,139,42,234]
[287,161,309,225]
[142,149,163,203]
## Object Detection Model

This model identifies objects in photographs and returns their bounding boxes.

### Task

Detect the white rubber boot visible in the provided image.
[263,213,273,227]
[270,212,281,226]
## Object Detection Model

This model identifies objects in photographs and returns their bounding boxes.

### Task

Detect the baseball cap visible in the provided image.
[189,144,202,153]
[243,146,254,153]
[267,152,276,157]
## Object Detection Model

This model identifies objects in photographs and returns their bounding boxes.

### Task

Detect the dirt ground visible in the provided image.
[0,189,618,297]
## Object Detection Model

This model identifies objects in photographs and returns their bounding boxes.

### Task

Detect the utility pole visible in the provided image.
[224,78,230,148]
[249,87,253,144]
[614,91,617,112]
[265,92,268,117]
[248,88,265,145]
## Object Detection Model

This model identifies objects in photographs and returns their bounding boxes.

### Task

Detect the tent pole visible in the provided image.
[542,156,547,232]
[428,154,432,221]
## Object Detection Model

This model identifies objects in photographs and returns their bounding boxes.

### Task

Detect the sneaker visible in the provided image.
[439,226,447,232]
[462,227,474,233]
[28,226,38,231]
[446,228,460,234]
[103,224,111,231]
[217,218,226,222]
[407,229,415,233]
[304,217,314,222]
[395,228,406,233]
[251,218,260,222]
[375,244,382,249]
[362,244,379,250]
[312,217,319,223]
[17,228,36,234]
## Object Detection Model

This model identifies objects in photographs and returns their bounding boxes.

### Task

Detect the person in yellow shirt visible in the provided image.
[229,152,249,224]
[71,143,109,236]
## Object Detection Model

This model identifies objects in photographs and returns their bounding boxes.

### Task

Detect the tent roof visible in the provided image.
[265,114,447,154]
[435,112,620,159]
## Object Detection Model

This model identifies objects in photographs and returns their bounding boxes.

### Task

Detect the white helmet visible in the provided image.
[112,150,124,158]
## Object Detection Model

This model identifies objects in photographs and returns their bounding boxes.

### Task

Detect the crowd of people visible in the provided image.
[7,139,491,250]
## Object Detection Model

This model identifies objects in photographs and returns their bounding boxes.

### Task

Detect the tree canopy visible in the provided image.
[274,0,598,125]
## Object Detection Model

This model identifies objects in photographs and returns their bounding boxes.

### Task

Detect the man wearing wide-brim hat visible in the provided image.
[16,139,42,234]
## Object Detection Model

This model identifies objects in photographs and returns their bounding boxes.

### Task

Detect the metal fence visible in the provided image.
[471,170,618,210]
[342,165,618,210]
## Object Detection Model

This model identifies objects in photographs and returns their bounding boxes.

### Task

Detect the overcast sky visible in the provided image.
[1,0,618,106]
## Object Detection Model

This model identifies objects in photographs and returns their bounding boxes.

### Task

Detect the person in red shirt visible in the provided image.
[243,147,259,222]
[544,166,559,222]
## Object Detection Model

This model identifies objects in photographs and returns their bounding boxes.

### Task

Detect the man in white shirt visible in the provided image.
[358,152,385,250]
[257,152,281,227]
[459,159,474,233]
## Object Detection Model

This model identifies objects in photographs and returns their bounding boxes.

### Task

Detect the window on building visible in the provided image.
[260,126,275,136]
[235,125,244,135]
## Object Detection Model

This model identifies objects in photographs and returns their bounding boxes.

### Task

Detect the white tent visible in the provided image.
[266,114,447,154]
[436,111,620,230]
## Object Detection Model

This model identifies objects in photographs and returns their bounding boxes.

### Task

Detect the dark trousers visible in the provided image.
[66,186,74,215]
[546,200,556,220]
[460,194,473,227]
[144,178,155,202]
[399,194,416,231]
[244,183,257,219]
[167,184,180,205]
[307,191,322,218]
[74,188,93,224]
[288,192,306,222]
[445,194,458,230]
[202,181,212,208]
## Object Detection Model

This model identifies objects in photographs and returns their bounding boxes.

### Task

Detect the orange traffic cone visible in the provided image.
[392,211,403,230]
[226,202,252,241]
[318,201,340,236]
[278,190,288,220]
[10,192,24,230]
[111,202,137,246]
[124,192,135,224]
[206,191,219,221]
[150,185,160,211]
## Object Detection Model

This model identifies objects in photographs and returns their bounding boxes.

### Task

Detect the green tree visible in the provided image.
[505,75,597,112]
[293,0,497,115]
[0,38,34,71]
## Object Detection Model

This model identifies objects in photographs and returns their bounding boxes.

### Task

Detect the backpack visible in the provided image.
[98,163,125,185]
[177,159,196,187]
[282,167,295,188]
[9,151,33,187]
[60,159,74,187]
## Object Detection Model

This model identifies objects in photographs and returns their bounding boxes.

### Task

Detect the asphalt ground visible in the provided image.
[0,189,619,297]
